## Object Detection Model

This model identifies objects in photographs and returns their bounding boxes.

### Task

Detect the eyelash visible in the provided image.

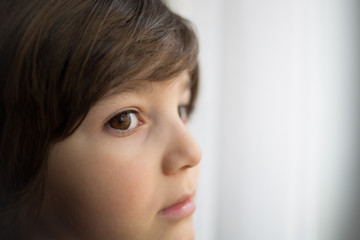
[104,105,190,137]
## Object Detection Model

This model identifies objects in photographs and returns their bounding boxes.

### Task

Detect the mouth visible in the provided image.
[157,193,196,221]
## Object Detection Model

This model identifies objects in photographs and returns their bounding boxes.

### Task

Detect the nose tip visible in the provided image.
[162,125,202,175]
[182,137,202,169]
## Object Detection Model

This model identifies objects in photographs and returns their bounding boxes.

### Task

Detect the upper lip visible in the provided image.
[159,192,195,213]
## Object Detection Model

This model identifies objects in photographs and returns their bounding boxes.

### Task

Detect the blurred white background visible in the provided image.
[167,0,359,239]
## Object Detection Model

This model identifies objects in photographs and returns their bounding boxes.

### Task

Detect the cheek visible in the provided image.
[43,135,159,238]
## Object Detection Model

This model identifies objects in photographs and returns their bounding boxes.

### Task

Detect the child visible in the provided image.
[0,0,201,239]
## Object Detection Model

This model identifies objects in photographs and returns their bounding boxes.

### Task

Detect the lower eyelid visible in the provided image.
[103,121,142,137]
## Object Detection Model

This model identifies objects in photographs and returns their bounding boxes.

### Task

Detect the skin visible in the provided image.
[37,71,202,240]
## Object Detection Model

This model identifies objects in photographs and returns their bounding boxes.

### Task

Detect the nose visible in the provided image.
[161,122,202,175]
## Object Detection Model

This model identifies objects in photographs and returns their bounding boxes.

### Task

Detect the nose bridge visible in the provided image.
[161,119,202,175]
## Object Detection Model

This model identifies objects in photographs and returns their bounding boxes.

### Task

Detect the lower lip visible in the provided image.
[158,199,196,221]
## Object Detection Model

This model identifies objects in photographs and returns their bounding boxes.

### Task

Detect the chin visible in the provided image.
[161,217,195,240]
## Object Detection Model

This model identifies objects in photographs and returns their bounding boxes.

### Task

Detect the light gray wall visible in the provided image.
[169,0,359,239]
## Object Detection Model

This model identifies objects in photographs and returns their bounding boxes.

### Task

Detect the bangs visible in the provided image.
[89,3,199,90]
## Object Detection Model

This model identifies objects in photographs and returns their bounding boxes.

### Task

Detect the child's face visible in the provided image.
[40,71,201,240]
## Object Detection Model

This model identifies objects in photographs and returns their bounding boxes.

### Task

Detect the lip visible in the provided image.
[158,193,196,221]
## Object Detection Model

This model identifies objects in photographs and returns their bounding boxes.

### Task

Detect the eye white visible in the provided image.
[127,112,139,130]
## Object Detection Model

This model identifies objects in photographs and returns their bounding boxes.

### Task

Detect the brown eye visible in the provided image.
[107,111,139,131]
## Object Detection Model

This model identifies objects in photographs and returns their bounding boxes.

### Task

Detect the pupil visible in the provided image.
[108,112,131,130]
[118,113,131,129]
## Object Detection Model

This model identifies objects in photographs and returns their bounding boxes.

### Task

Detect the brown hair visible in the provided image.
[0,0,199,238]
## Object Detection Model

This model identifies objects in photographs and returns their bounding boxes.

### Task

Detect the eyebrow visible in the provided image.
[128,76,189,91]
